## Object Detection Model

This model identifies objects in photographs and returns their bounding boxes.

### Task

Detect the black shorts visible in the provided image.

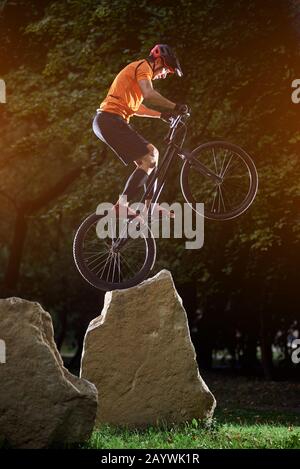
[92,111,150,165]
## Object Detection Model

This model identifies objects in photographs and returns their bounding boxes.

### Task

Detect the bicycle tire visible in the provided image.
[180,141,258,220]
[73,212,156,291]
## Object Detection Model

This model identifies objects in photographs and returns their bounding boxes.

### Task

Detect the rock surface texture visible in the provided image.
[81,270,216,427]
[0,298,98,448]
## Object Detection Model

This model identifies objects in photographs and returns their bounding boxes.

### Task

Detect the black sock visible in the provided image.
[121,167,149,201]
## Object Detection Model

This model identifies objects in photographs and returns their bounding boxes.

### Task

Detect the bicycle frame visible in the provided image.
[113,114,223,248]
[140,114,222,216]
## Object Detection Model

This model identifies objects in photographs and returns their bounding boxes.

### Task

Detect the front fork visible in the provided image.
[178,150,223,184]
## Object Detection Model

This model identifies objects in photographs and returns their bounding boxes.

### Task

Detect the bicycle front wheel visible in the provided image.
[180,141,258,220]
[73,213,156,291]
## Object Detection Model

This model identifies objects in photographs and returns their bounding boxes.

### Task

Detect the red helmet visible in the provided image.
[149,44,183,77]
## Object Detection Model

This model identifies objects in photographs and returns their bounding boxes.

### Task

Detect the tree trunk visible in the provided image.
[1,165,85,294]
[242,334,258,372]
[2,212,27,294]
[260,310,274,380]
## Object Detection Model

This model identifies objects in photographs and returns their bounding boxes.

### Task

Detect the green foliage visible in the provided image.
[0,1,299,369]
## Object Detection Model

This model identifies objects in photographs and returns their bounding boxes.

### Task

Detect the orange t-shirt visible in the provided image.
[99,60,154,122]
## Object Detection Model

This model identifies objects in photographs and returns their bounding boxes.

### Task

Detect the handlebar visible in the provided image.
[164,112,190,144]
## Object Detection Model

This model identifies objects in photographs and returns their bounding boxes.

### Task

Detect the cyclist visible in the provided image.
[93,44,189,219]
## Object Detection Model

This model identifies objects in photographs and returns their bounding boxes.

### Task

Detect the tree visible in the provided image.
[0,0,299,377]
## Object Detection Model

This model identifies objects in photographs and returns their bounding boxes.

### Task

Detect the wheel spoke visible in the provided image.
[219,185,226,212]
[113,218,131,246]
[211,186,218,213]
[106,252,114,282]
[218,149,228,177]
[184,142,257,220]
[119,252,136,276]
[219,184,231,210]
[218,187,221,213]
[98,250,114,278]
[223,178,249,193]
[212,147,218,174]
[90,255,110,273]
[121,241,146,255]
[223,158,243,178]
[111,253,117,282]
[74,212,155,290]
[83,250,107,255]
[220,153,234,178]
[86,251,108,266]
[84,250,107,262]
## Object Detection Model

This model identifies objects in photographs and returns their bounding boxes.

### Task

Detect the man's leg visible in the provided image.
[118,166,149,204]
[137,151,174,218]
[115,144,174,218]
[117,144,158,208]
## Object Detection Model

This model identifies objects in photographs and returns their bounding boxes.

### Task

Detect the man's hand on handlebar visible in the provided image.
[174,103,190,115]
[160,104,190,124]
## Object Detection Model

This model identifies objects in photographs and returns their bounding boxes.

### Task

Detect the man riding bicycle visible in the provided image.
[93,44,189,219]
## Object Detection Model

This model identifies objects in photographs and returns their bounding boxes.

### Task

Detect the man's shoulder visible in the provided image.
[133,59,153,79]
[117,59,152,80]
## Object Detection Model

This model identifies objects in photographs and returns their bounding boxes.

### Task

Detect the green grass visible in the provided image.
[82,409,300,449]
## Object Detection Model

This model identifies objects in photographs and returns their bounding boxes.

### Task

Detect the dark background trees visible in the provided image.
[0,0,299,379]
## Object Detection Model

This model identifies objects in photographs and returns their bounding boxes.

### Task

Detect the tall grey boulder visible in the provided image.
[81,270,216,427]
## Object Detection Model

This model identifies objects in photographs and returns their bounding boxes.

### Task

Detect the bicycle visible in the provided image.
[73,112,258,291]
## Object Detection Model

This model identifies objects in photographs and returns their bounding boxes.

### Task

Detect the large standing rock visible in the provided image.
[0,298,98,448]
[81,270,216,427]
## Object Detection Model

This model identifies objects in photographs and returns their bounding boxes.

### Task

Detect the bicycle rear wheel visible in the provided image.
[180,141,258,220]
[73,212,156,291]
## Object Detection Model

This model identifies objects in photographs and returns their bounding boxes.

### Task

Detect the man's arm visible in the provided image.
[138,79,176,109]
[134,103,161,118]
